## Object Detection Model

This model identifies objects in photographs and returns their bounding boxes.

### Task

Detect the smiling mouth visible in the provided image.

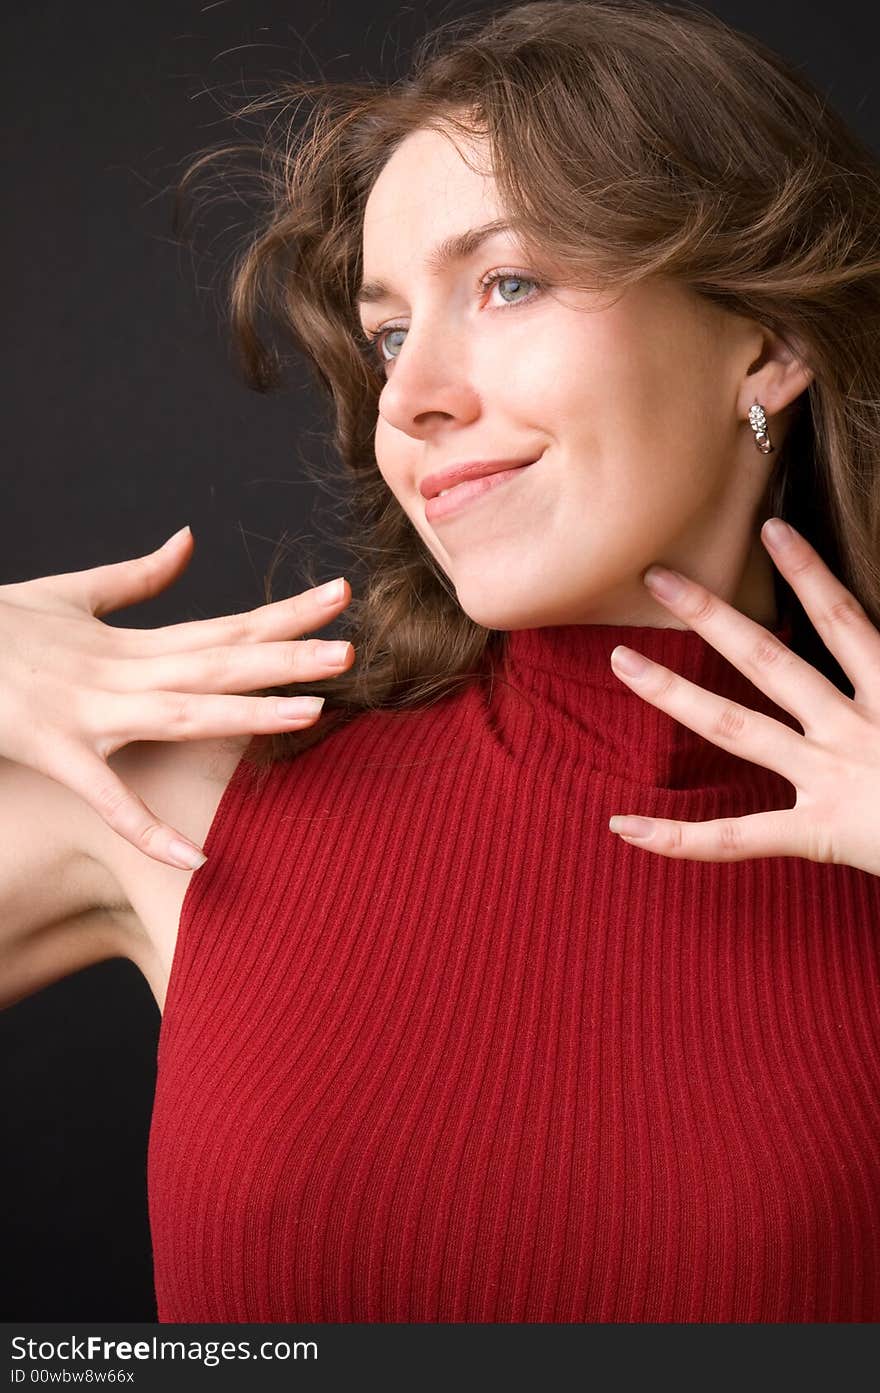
[423,459,537,522]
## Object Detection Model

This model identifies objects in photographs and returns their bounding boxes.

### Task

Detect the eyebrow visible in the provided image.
[355,218,517,308]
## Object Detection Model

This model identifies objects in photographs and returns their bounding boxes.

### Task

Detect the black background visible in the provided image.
[2,0,878,1321]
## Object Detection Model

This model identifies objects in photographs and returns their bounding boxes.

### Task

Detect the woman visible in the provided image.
[2,0,880,1322]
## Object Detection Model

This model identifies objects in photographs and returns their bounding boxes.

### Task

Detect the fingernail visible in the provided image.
[275,695,325,719]
[167,838,207,869]
[643,565,686,601]
[762,517,794,548]
[609,816,655,840]
[322,642,352,667]
[611,645,651,677]
[162,525,192,549]
[315,577,346,604]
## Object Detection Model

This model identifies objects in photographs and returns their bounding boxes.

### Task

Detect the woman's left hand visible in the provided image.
[607,516,880,878]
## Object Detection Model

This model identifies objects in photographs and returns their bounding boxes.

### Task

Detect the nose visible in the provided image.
[377,321,482,440]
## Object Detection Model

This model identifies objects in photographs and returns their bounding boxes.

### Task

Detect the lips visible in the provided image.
[423,458,537,523]
[420,457,541,501]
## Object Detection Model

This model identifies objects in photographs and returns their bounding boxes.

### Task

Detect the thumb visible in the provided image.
[81,525,195,618]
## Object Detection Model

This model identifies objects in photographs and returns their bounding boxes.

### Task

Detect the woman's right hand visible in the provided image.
[0,525,353,870]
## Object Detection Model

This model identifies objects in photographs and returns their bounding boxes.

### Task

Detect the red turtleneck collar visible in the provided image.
[485,616,799,790]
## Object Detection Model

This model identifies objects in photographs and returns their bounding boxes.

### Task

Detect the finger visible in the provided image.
[609,646,812,784]
[43,739,208,871]
[639,560,844,739]
[760,518,880,703]
[55,526,195,618]
[608,807,800,862]
[119,578,350,657]
[95,689,328,747]
[92,636,354,695]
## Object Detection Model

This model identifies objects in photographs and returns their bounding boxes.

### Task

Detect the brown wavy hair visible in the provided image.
[174,0,880,783]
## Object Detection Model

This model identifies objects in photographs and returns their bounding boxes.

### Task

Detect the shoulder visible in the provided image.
[87,733,254,879]
[102,733,255,853]
[81,734,254,998]
[0,733,253,1011]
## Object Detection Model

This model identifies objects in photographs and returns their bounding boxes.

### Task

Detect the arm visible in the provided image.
[0,533,354,1010]
[0,754,135,1010]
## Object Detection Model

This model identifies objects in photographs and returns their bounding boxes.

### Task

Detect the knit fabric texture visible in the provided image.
[148,619,880,1321]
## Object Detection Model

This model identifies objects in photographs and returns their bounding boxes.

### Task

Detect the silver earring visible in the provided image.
[748,402,774,454]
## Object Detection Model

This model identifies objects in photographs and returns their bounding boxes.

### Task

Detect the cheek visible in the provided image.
[487,317,598,418]
[593,304,725,445]
[373,421,411,499]
[561,333,723,504]
[373,426,444,559]
[494,311,664,445]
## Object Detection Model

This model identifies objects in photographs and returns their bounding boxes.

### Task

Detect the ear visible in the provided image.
[737,326,814,422]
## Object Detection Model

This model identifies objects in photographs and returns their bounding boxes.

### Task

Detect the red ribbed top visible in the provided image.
[148,619,880,1322]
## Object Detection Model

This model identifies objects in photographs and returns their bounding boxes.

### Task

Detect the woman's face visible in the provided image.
[358,124,806,630]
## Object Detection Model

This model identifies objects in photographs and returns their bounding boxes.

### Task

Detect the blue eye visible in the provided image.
[362,269,542,369]
[484,270,538,305]
[373,327,407,364]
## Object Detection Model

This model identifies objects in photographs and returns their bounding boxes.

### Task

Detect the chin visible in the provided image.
[454,593,554,632]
